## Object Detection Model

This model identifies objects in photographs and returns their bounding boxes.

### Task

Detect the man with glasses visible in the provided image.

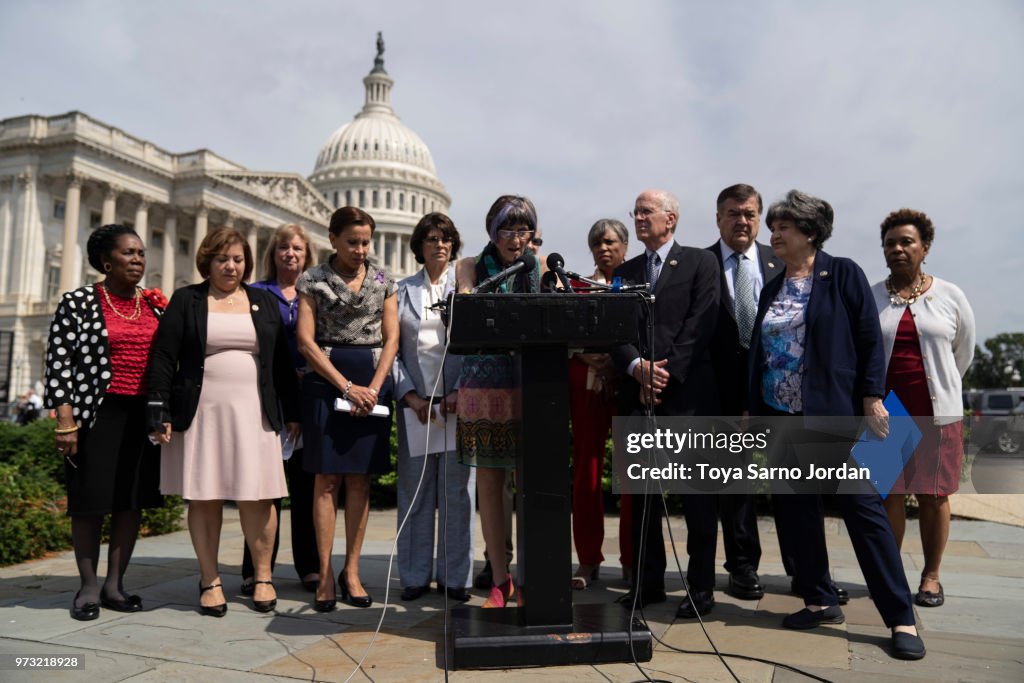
[611,189,721,611]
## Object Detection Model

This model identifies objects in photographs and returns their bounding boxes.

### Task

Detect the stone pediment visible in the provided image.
[210,171,332,224]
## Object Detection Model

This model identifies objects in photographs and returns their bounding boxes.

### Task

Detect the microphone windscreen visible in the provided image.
[517,250,537,269]
[546,252,565,271]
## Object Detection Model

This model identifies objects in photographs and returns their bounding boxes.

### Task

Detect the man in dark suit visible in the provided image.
[705,183,781,606]
[611,189,721,611]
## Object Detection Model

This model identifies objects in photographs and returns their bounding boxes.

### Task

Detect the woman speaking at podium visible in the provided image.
[455,195,541,608]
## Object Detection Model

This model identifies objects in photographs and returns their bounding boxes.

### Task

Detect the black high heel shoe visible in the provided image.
[252,580,277,613]
[198,581,227,617]
[339,571,373,608]
[313,577,336,613]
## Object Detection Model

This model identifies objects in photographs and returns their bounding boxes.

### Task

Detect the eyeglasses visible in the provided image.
[629,207,664,219]
[423,236,453,245]
[530,237,543,247]
[496,229,534,241]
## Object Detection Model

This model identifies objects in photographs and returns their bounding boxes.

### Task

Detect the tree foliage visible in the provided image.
[964,332,1024,389]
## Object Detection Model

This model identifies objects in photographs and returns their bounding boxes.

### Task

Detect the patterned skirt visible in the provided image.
[456,354,519,469]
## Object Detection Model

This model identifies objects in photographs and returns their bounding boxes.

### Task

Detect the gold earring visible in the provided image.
[103,263,112,273]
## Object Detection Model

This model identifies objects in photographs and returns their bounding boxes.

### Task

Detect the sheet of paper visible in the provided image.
[402,406,457,455]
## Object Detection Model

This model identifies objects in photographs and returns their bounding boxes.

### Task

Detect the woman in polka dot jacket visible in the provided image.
[44,224,166,622]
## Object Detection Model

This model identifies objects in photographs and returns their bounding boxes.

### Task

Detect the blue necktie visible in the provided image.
[647,252,660,292]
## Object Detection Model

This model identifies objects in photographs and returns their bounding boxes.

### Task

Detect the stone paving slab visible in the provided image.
[912,595,1024,639]
[847,624,1024,682]
[0,639,158,683]
[1,511,1022,682]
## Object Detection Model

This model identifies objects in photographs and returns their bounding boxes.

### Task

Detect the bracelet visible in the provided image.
[54,425,79,434]
[341,380,353,400]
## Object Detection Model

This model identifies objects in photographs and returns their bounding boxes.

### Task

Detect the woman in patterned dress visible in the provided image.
[296,206,398,611]
[454,195,542,608]
[45,224,165,620]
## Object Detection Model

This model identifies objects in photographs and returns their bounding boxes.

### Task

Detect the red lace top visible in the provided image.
[98,285,160,396]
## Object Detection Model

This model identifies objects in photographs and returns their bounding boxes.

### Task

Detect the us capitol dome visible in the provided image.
[309,33,451,277]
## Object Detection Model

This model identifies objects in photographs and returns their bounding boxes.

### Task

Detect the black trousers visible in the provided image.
[775,492,915,627]
[242,450,319,579]
[630,492,760,596]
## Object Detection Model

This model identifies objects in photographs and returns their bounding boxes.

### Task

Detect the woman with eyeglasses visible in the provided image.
[240,223,321,597]
[394,213,474,602]
[455,195,542,607]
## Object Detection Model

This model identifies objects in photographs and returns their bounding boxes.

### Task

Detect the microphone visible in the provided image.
[472,251,536,293]
[545,253,574,292]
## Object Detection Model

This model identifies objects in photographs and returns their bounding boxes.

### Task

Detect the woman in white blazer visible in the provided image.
[393,213,473,602]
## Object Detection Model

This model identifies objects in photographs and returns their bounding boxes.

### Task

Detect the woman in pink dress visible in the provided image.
[873,208,975,608]
[149,228,300,617]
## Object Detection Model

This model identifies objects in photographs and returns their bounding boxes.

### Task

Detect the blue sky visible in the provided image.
[2,0,1021,341]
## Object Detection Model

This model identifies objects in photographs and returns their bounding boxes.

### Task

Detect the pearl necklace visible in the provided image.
[886,271,927,306]
[100,284,142,321]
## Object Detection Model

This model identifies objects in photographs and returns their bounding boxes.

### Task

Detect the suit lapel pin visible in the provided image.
[819,270,831,280]
[768,262,776,269]
[668,259,678,267]
[252,304,260,311]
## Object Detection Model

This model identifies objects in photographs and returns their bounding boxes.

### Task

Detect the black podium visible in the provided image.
[445,293,653,669]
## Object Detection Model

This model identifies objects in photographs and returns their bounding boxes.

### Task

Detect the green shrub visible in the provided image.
[0,460,71,565]
[0,418,185,566]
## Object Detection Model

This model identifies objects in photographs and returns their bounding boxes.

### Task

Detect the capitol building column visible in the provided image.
[133,197,151,286]
[99,184,118,227]
[192,204,208,282]
[162,211,177,292]
[58,171,83,294]
[246,223,259,265]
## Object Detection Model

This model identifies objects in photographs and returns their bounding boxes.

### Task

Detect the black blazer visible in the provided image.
[610,241,721,416]
[748,250,885,417]
[707,241,783,416]
[148,282,299,432]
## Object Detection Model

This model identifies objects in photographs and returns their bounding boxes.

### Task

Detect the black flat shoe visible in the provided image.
[70,592,100,621]
[198,581,227,618]
[401,585,429,601]
[340,573,373,608]
[676,590,715,619]
[437,584,471,602]
[790,579,849,605]
[891,631,926,660]
[100,592,143,613]
[782,605,844,630]
[616,589,667,609]
[727,569,764,600]
[252,579,277,612]
[914,581,944,607]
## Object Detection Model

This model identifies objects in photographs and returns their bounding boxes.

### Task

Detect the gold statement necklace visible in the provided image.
[886,271,927,306]
[101,284,142,321]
